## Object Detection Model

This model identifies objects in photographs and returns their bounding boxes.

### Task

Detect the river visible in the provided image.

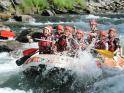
[0,14,124,93]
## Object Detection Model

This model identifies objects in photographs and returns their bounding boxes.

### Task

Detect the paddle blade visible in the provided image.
[16,55,31,66]
[23,48,38,56]
[96,49,114,58]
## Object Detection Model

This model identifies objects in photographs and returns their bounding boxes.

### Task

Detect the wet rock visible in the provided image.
[0,41,21,52]
[54,8,68,14]
[13,15,35,22]
[13,0,22,5]
[16,28,40,43]
[41,9,55,16]
[16,29,32,43]
[0,45,12,52]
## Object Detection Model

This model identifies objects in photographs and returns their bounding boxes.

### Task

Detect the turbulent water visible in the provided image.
[1,14,124,93]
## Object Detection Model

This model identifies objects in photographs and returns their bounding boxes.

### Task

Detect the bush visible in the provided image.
[18,0,49,14]
[17,0,86,14]
[53,0,86,10]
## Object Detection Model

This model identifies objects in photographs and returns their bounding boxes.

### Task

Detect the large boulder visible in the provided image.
[16,29,32,43]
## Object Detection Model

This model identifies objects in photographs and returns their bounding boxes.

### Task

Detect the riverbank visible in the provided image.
[1,0,124,18]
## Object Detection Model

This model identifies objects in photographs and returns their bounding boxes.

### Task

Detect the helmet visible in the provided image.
[57,25,63,31]
[44,25,53,33]
[100,31,107,36]
[108,28,116,34]
[90,19,97,25]
[64,26,73,31]
[47,25,53,32]
[76,30,84,35]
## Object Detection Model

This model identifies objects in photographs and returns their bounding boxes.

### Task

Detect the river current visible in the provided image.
[0,14,124,93]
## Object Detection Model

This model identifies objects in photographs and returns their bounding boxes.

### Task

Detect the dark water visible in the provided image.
[0,14,124,93]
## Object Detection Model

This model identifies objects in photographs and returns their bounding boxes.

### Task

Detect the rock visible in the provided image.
[54,8,68,14]
[16,29,32,43]
[86,0,124,13]
[0,0,11,11]
[0,13,11,19]
[13,15,35,22]
[0,45,12,52]
[13,0,22,5]
[41,10,55,16]
[0,41,21,52]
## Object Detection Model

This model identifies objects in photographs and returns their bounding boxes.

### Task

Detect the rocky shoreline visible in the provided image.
[0,0,124,18]
[87,0,124,14]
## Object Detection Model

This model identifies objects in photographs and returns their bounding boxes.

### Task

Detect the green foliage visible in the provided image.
[53,0,74,9]
[17,0,86,14]
[53,0,86,10]
[76,0,86,8]
[18,0,49,14]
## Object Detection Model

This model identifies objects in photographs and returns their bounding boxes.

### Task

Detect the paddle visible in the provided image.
[23,48,38,56]
[16,49,39,66]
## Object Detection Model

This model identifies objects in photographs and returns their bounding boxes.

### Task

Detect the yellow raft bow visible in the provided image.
[95,49,114,58]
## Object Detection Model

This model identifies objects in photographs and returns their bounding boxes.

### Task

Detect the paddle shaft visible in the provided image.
[16,50,39,66]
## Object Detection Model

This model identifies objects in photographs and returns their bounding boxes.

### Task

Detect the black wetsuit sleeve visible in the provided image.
[114,38,121,48]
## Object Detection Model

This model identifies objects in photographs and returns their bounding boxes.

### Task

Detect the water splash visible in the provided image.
[0,88,32,93]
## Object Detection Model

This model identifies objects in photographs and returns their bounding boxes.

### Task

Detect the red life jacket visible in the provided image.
[38,40,53,54]
[0,30,15,38]
[56,35,67,52]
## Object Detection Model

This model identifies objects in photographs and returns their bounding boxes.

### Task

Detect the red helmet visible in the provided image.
[57,25,63,31]
[44,26,53,33]
[64,26,73,32]
[76,30,84,35]
[90,19,97,25]
[100,31,107,36]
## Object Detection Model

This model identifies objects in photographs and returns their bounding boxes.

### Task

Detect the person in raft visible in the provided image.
[95,31,108,50]
[107,28,122,55]
[72,29,86,50]
[54,24,64,41]
[38,26,56,54]
[87,19,98,44]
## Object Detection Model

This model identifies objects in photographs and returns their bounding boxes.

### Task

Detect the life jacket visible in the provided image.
[87,32,96,44]
[108,38,120,52]
[38,40,53,54]
[56,35,67,52]
[0,30,15,38]
[72,38,85,50]
[95,40,106,50]
[54,32,61,40]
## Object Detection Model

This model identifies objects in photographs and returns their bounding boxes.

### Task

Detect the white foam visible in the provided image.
[22,43,39,49]
[71,50,102,79]
[0,52,20,73]
[0,88,32,93]
[94,74,124,93]
[86,14,100,19]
